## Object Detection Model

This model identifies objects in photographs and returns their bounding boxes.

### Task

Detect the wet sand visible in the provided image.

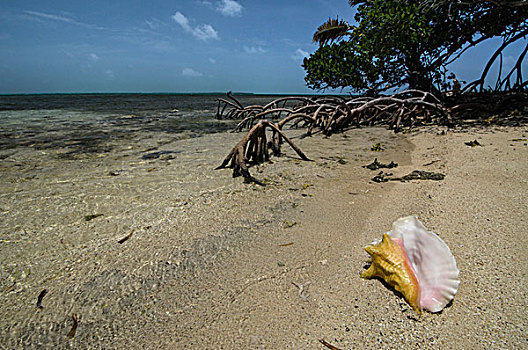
[1,124,527,349]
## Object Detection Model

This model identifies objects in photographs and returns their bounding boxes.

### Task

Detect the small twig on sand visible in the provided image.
[67,313,78,338]
[319,338,343,350]
[423,159,441,166]
[292,281,310,301]
[118,230,135,244]
[36,289,48,308]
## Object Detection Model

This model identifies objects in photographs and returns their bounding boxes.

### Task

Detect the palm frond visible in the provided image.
[312,17,353,46]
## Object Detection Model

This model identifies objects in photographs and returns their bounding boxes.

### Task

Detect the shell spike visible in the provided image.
[361,233,422,314]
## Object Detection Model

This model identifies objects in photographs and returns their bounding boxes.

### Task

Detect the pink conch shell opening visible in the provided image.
[387,216,460,312]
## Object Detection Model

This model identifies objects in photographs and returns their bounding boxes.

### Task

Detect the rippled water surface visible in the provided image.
[0,94,283,154]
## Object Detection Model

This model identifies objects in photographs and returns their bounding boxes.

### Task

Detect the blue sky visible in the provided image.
[0,0,525,94]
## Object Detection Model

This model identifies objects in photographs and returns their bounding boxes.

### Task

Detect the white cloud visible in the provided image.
[209,57,216,64]
[217,0,243,17]
[89,53,100,61]
[172,12,190,29]
[63,50,74,58]
[23,10,104,30]
[24,10,75,24]
[145,19,160,30]
[291,48,309,61]
[105,69,115,79]
[182,68,203,77]
[197,1,214,7]
[244,46,266,54]
[172,11,218,41]
[193,24,218,41]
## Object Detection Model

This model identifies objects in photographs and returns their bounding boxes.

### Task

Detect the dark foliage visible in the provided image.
[303,0,528,94]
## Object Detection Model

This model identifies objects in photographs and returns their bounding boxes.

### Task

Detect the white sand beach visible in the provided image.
[1,124,527,349]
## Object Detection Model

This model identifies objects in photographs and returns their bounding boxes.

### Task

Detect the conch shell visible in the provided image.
[361,216,460,314]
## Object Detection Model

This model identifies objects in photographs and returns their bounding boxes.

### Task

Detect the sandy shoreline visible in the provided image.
[1,124,527,348]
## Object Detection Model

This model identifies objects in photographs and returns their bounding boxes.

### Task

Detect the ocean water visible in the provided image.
[0,93,282,154]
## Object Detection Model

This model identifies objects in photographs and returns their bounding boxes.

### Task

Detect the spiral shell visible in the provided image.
[361,216,460,313]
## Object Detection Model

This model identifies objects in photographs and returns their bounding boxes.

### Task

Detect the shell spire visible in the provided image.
[361,216,460,314]
[361,233,422,314]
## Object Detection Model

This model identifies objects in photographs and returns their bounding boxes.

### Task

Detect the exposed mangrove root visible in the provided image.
[217,90,451,134]
[446,91,528,123]
[216,90,450,182]
[215,119,311,185]
[215,89,526,183]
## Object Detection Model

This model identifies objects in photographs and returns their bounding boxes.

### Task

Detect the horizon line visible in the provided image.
[0,91,340,97]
